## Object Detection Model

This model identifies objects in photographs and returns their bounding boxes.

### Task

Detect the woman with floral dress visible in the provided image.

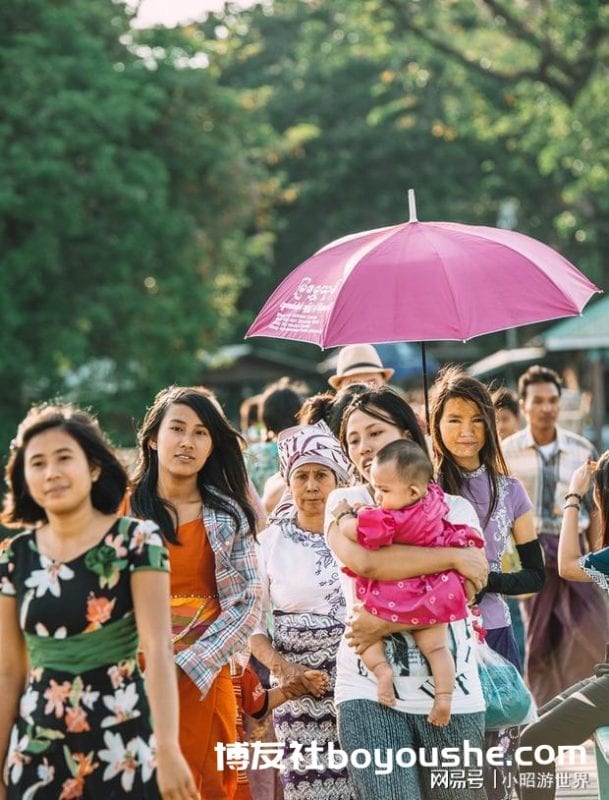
[0,404,196,800]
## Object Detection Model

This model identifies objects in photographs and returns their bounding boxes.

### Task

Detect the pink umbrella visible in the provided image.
[246,191,600,418]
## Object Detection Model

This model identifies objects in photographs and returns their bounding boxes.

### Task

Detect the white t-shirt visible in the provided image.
[325,486,485,715]
[538,440,558,461]
[253,516,347,637]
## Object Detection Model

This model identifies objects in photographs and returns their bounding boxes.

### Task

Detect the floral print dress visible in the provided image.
[0,517,169,799]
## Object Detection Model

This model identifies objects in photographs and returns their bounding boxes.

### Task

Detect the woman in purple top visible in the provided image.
[429,367,545,800]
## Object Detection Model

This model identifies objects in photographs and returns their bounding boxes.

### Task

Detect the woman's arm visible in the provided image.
[247,478,268,531]
[484,511,545,596]
[262,473,287,515]
[558,462,594,582]
[586,509,601,553]
[249,632,286,676]
[248,532,326,700]
[0,597,27,793]
[131,571,198,799]
[327,522,489,589]
[511,510,537,547]
[559,509,592,582]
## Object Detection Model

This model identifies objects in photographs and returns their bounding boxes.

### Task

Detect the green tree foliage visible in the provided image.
[379,0,609,285]
[2,0,607,453]
[0,0,272,450]
[203,0,608,334]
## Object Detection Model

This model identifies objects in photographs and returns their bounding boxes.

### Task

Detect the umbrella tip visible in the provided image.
[408,188,418,223]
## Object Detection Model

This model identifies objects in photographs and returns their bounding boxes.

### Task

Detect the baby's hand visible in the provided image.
[332,499,353,519]
[465,578,477,604]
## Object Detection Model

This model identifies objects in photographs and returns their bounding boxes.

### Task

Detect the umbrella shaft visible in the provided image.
[421,342,430,431]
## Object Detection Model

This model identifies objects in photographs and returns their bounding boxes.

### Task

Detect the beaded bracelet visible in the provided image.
[563,502,581,511]
[335,509,356,523]
[565,492,583,502]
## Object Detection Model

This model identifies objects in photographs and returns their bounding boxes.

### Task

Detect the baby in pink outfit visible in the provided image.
[333,439,483,726]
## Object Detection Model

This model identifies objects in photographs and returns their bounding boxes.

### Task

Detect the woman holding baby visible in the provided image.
[326,386,489,800]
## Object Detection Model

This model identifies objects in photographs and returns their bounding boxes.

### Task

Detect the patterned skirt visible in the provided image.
[271,611,353,800]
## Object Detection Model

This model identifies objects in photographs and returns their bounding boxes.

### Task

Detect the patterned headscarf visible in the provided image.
[277,421,351,485]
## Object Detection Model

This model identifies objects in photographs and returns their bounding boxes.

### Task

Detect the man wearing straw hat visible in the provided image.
[328,344,394,392]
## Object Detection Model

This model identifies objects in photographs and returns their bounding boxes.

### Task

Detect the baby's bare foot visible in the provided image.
[428,692,452,726]
[373,663,396,707]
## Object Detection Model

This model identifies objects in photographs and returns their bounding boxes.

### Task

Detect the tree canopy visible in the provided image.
[0,0,274,450]
[1,0,607,452]
[202,0,609,313]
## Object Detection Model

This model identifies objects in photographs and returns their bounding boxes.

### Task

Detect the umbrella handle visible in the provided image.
[421,342,430,431]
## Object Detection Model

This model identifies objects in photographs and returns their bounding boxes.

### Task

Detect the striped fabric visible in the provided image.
[175,492,261,697]
[170,596,217,652]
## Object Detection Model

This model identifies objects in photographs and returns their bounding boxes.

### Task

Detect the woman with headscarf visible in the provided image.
[250,422,354,800]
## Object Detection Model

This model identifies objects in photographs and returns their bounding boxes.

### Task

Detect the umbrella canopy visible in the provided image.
[246,218,599,348]
[246,192,600,426]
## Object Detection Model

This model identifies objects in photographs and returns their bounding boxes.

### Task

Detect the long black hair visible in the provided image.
[298,384,369,438]
[131,386,257,544]
[430,366,508,525]
[3,404,127,526]
[339,386,428,474]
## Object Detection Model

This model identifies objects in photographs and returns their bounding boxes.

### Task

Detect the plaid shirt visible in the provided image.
[175,493,261,697]
[502,425,597,536]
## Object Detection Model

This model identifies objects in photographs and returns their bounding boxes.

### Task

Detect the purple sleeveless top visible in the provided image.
[459,465,532,630]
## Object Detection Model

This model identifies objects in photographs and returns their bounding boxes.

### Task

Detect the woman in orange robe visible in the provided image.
[130,386,260,800]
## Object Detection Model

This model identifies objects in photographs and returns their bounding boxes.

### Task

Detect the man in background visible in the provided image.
[492,386,521,440]
[502,365,609,706]
[328,344,394,392]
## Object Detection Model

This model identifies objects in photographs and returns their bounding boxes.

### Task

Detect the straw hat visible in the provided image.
[328,344,394,389]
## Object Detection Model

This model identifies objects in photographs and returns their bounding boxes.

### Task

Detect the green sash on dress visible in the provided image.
[25,613,139,674]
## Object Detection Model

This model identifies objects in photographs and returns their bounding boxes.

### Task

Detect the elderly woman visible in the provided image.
[250,422,354,800]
